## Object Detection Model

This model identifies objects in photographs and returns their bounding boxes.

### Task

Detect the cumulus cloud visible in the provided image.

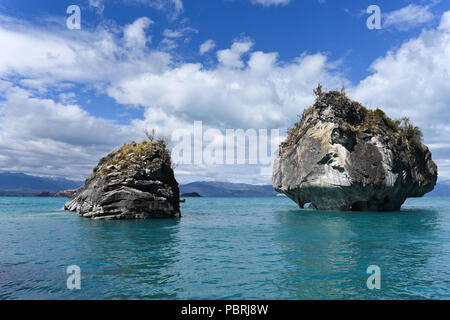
[0,15,170,87]
[0,15,166,179]
[0,13,342,182]
[2,9,450,183]
[351,11,450,127]
[88,0,183,20]
[217,40,254,68]
[139,0,184,21]
[383,4,434,31]
[0,83,140,179]
[199,40,216,55]
[107,46,341,130]
[124,17,154,50]
[439,10,450,31]
[163,29,183,38]
[88,0,105,13]
[171,0,184,18]
[351,10,450,180]
[160,27,198,51]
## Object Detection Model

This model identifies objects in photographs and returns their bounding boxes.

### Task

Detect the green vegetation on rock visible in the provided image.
[94,131,173,177]
[282,85,423,154]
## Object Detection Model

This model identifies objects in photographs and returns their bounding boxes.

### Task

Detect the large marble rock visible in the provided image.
[273,89,437,211]
[64,140,180,219]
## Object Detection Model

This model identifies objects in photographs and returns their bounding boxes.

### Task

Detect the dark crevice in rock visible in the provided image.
[317,153,334,165]
[331,127,356,151]
[332,165,345,173]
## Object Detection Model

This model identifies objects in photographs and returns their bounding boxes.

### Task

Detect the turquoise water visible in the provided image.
[0,196,449,300]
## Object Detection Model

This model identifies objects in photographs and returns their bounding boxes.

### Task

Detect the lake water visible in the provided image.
[0,196,449,299]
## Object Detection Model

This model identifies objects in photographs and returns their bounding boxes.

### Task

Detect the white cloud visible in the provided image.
[160,27,198,50]
[439,11,450,31]
[199,40,216,55]
[88,0,183,20]
[159,38,179,51]
[171,0,184,17]
[104,38,343,184]
[88,0,105,13]
[140,0,184,20]
[0,83,140,179]
[0,15,171,87]
[124,17,154,50]
[0,12,342,183]
[250,0,291,6]
[217,40,254,68]
[2,9,450,184]
[351,10,450,179]
[383,4,434,31]
[163,29,183,38]
[4,15,334,182]
[351,11,450,125]
[107,47,341,130]
[435,159,450,183]
[59,92,76,104]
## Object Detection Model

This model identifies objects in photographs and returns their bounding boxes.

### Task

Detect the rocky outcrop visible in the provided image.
[64,140,180,219]
[273,88,437,211]
[34,191,55,197]
[181,192,202,197]
[55,189,78,197]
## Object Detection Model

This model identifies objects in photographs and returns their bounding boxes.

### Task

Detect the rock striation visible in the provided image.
[64,139,180,219]
[273,87,437,211]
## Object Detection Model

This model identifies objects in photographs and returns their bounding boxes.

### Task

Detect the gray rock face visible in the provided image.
[273,90,437,211]
[64,140,180,219]
[55,189,78,198]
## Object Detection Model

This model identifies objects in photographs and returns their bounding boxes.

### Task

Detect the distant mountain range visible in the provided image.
[0,172,278,197]
[0,172,82,196]
[179,181,277,197]
[427,181,450,197]
[179,181,450,197]
[0,171,449,197]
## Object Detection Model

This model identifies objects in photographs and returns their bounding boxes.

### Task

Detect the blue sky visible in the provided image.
[0,0,449,184]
